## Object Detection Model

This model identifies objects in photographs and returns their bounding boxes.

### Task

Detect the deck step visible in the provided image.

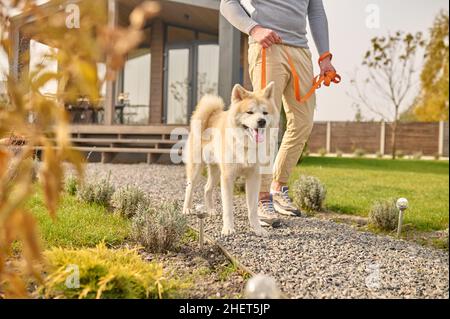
[35,146,181,154]
[70,138,184,145]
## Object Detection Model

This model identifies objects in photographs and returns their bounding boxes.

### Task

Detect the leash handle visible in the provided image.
[260,46,340,104]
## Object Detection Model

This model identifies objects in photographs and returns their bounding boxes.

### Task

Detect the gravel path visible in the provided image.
[80,163,449,299]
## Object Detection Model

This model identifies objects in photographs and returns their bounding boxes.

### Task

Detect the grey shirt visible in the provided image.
[220,0,330,54]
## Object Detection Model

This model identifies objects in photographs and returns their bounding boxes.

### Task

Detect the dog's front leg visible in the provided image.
[246,171,268,237]
[220,172,236,236]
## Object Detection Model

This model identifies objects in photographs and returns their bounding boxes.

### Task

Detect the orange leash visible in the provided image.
[261,47,341,104]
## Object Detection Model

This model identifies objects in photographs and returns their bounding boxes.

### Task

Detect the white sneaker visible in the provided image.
[258,196,282,228]
[272,186,302,217]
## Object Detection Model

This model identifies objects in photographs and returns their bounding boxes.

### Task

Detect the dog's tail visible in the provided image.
[190,95,224,132]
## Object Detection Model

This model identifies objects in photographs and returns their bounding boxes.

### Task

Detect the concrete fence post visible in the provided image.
[326,121,331,153]
[380,121,386,155]
[438,121,445,156]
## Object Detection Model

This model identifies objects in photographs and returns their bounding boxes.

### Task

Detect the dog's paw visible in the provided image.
[221,227,236,236]
[183,208,192,215]
[253,227,269,237]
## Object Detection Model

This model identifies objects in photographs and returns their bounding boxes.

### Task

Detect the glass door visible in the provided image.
[164,26,219,125]
[164,42,219,125]
[197,44,219,98]
[165,47,191,125]
[122,49,151,124]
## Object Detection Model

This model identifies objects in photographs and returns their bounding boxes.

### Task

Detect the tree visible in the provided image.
[414,11,449,122]
[350,31,425,159]
[352,103,365,122]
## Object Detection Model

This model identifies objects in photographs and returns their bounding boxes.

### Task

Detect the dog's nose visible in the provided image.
[257,118,267,128]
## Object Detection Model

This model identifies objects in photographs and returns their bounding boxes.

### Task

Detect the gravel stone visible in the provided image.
[80,164,449,299]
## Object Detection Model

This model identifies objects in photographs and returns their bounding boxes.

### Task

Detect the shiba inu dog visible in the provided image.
[183,82,276,236]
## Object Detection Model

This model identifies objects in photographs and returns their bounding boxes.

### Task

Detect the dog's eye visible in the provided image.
[263,112,268,115]
[247,111,254,115]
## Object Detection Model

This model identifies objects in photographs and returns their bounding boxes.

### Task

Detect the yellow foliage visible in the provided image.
[38,243,187,299]
[414,11,449,122]
[0,0,160,298]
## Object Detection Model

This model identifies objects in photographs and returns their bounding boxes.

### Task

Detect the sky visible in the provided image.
[308,0,449,121]
[1,0,449,120]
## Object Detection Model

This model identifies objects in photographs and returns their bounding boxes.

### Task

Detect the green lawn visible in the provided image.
[27,189,130,248]
[290,157,449,231]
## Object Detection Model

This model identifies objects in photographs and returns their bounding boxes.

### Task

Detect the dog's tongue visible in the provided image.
[252,129,265,143]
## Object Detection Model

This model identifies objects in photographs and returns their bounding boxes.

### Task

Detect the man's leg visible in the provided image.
[248,43,289,225]
[271,46,316,215]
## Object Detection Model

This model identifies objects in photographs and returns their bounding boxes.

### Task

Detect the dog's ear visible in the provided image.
[231,84,251,104]
[263,81,275,100]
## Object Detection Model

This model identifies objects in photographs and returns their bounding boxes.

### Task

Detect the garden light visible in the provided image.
[244,274,281,299]
[195,204,208,250]
[396,198,409,237]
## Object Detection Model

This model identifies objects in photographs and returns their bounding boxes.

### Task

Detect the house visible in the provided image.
[8,0,449,161]
[9,0,250,163]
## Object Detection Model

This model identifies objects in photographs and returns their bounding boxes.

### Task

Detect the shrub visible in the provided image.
[412,151,423,160]
[77,175,115,207]
[354,148,366,158]
[292,175,327,213]
[368,199,399,231]
[65,176,79,196]
[336,150,343,158]
[38,243,186,299]
[318,148,327,157]
[434,153,441,160]
[132,202,187,253]
[111,185,148,218]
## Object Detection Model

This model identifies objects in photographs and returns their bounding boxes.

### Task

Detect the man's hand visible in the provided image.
[249,25,282,48]
[319,56,336,76]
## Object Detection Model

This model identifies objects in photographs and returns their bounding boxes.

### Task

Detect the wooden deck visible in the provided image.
[61,125,188,163]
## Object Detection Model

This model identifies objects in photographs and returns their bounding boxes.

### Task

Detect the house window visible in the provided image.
[29,40,58,97]
[164,26,219,125]
[117,28,152,125]
[121,49,151,124]
[166,48,190,124]
[197,44,219,98]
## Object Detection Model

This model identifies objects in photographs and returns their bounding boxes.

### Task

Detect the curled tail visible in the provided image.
[190,95,224,132]
[184,95,224,167]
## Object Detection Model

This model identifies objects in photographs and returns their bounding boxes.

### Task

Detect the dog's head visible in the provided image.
[229,82,277,144]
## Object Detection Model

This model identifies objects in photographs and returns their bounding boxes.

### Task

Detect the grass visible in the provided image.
[27,188,130,248]
[290,157,449,232]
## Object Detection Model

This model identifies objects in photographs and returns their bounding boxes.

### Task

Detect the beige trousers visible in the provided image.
[248,43,316,192]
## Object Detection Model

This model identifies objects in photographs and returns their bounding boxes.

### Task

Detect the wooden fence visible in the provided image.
[308,121,449,157]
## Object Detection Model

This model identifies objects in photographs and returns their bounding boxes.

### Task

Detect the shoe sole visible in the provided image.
[259,218,282,228]
[273,201,302,217]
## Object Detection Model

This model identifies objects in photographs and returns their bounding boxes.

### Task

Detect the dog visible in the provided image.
[182,82,276,236]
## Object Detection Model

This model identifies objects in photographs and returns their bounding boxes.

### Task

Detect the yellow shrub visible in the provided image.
[38,243,188,299]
